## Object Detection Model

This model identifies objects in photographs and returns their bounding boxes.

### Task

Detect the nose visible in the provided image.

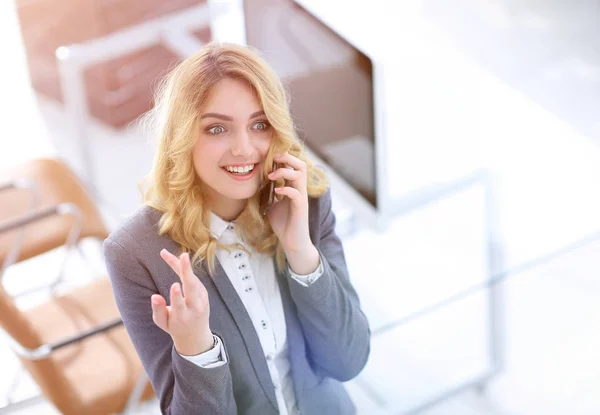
[231,130,253,157]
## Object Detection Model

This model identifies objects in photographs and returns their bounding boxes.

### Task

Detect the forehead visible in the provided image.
[203,77,262,115]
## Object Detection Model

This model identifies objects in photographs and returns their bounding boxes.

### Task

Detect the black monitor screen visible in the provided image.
[243,0,376,208]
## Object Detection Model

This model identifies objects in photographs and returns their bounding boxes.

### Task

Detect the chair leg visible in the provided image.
[0,395,45,415]
[0,360,44,414]
[75,242,103,279]
[121,371,151,414]
[2,365,24,406]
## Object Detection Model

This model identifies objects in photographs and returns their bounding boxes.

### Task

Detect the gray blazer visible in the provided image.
[103,189,371,414]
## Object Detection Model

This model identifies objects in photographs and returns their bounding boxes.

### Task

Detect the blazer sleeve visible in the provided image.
[103,235,237,415]
[285,188,371,382]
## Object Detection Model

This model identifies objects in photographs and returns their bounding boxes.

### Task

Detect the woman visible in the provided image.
[103,42,370,415]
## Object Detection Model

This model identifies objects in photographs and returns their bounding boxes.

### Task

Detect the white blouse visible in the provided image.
[180,213,323,415]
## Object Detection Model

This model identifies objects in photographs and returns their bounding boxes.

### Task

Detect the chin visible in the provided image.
[222,185,259,201]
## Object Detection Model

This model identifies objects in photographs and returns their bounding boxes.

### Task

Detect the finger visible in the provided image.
[160,249,182,276]
[274,186,303,202]
[274,153,306,172]
[179,253,201,307]
[151,294,168,331]
[184,253,209,301]
[268,167,302,183]
[170,282,186,311]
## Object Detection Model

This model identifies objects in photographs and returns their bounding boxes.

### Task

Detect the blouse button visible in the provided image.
[245,287,253,293]
[239,264,247,269]
[261,320,268,329]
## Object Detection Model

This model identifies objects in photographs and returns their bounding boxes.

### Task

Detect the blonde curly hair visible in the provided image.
[140,42,328,273]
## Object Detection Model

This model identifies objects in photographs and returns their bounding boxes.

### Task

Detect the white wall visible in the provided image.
[0,0,54,170]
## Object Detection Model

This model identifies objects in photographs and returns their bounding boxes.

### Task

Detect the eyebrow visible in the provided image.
[249,110,265,119]
[199,110,265,121]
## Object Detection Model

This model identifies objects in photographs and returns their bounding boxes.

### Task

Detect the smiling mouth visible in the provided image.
[221,163,257,176]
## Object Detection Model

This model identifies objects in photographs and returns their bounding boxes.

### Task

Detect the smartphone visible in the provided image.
[263,161,278,216]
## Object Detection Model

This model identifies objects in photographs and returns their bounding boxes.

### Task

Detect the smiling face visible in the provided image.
[192,77,273,220]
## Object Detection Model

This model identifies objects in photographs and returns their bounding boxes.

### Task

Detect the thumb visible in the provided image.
[151,294,169,332]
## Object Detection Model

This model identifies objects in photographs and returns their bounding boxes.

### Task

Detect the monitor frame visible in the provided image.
[241,0,390,229]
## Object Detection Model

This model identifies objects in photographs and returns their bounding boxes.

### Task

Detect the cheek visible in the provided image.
[193,140,224,165]
[191,143,204,174]
[259,134,274,155]
[192,140,221,180]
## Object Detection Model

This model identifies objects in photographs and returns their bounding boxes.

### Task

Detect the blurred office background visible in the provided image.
[1,0,599,414]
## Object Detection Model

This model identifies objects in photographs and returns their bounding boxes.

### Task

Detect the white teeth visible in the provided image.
[225,164,254,173]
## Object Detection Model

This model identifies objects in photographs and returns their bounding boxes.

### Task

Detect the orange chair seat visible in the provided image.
[24,277,154,414]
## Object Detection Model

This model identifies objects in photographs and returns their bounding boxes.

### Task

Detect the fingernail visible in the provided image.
[275,187,282,192]
[151,296,159,306]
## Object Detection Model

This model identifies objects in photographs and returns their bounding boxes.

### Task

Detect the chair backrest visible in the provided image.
[0,158,110,414]
[0,158,109,266]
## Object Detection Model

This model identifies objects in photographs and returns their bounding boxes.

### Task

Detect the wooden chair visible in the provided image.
[0,158,154,414]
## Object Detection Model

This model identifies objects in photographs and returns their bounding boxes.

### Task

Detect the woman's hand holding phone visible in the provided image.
[152,250,214,356]
[266,153,320,274]
[263,161,278,216]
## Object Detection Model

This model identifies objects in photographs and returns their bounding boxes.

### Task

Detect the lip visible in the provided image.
[221,164,259,181]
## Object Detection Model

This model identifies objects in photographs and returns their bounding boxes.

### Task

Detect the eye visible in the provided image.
[207,125,226,135]
[252,121,270,131]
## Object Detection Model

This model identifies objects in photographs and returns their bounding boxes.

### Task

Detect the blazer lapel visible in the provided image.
[194,258,279,412]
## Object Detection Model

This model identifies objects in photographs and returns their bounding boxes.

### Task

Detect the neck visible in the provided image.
[210,197,247,222]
